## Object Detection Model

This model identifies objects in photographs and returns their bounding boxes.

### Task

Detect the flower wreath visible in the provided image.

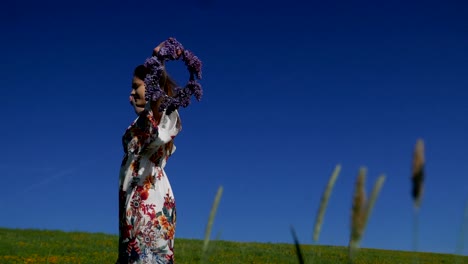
[143,37,203,114]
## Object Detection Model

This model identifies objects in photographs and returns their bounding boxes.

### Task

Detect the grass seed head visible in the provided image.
[362,175,386,235]
[412,139,425,209]
[313,164,341,242]
[203,186,224,254]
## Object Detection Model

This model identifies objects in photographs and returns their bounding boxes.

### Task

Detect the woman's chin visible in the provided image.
[133,106,145,115]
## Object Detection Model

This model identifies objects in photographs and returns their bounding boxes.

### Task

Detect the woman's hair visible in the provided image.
[133,64,179,157]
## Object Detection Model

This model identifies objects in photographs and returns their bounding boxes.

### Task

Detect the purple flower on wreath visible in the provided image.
[143,57,164,101]
[157,38,185,61]
[177,87,192,108]
[143,57,164,76]
[144,75,163,102]
[160,96,175,111]
[183,50,202,79]
[186,80,203,101]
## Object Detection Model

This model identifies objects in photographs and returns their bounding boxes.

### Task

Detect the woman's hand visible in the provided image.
[152,42,164,56]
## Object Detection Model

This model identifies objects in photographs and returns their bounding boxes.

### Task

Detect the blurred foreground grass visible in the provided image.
[0,228,465,263]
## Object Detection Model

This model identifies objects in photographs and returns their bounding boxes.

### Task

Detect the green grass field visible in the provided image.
[0,228,465,263]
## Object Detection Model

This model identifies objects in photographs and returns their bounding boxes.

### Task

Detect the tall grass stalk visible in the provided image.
[349,167,367,260]
[362,175,386,232]
[202,186,223,257]
[411,139,425,264]
[290,226,305,264]
[455,199,468,263]
[349,169,385,262]
[412,207,420,264]
[313,164,341,243]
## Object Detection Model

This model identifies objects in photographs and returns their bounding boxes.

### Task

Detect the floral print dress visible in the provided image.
[118,107,181,264]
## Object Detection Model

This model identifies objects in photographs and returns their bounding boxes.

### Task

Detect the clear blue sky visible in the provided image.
[1,0,467,256]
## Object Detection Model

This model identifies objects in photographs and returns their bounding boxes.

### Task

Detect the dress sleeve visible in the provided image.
[147,109,181,149]
[130,108,181,154]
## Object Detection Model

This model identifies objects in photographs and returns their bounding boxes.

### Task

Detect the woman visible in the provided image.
[118,44,182,264]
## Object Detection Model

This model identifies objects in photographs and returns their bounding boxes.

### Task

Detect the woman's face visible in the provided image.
[130,76,147,114]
